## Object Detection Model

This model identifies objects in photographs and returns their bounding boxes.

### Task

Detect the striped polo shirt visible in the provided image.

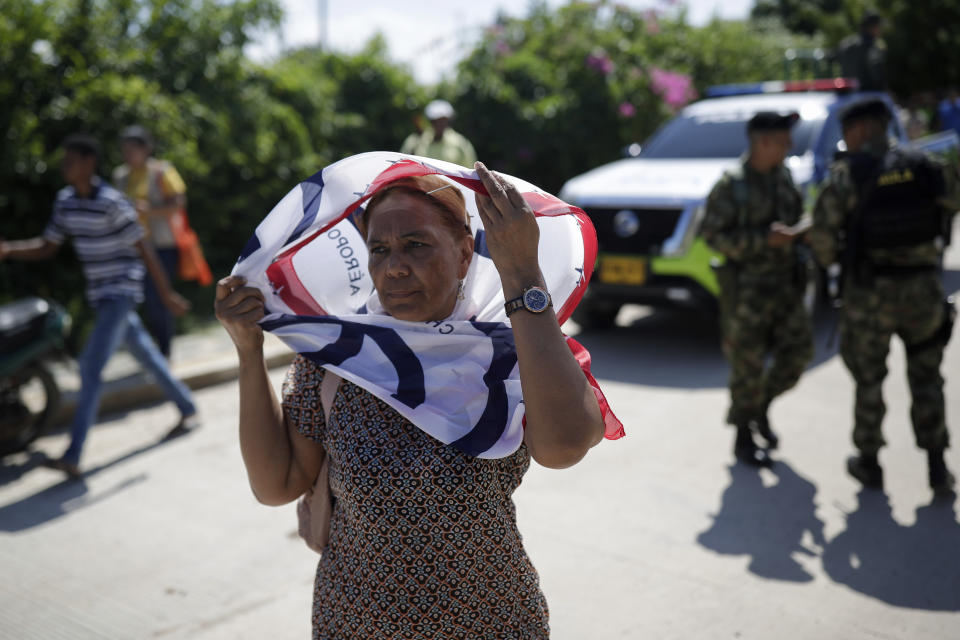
[43,177,147,304]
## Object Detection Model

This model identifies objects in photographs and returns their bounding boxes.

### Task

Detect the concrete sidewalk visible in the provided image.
[49,324,295,426]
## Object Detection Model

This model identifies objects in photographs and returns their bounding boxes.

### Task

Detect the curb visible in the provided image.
[51,345,296,426]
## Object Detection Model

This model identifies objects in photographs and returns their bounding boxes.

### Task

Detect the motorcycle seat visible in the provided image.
[0,298,55,352]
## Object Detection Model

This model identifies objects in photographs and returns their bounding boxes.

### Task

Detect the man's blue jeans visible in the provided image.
[62,296,196,464]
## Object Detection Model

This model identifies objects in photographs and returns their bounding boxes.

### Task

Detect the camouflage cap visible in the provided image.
[746,111,800,133]
[839,98,891,128]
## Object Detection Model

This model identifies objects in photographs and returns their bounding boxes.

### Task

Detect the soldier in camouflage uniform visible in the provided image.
[809,98,958,493]
[703,112,814,468]
[834,11,887,92]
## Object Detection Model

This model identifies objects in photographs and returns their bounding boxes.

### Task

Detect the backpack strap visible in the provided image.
[147,158,168,205]
[298,368,340,555]
[727,168,749,227]
[320,369,342,424]
[731,176,749,209]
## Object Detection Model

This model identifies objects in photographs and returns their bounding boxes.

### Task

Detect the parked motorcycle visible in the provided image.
[0,297,72,456]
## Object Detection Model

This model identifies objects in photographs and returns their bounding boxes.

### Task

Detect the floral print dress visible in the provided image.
[282,356,549,639]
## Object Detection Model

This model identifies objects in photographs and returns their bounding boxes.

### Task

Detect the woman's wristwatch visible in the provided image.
[504,286,552,317]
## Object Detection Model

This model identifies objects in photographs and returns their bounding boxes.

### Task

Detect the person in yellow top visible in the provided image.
[400,100,478,168]
[112,125,187,358]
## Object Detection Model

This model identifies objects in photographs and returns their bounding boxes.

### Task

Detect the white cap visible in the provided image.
[424,99,455,120]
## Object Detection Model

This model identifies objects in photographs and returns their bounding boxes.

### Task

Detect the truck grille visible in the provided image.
[584,206,684,255]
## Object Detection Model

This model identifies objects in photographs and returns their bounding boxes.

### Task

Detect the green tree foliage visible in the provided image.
[0,0,421,322]
[751,0,863,41]
[879,0,960,96]
[751,0,960,95]
[269,35,424,160]
[450,1,816,193]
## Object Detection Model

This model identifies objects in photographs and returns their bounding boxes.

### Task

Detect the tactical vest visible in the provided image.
[847,148,945,250]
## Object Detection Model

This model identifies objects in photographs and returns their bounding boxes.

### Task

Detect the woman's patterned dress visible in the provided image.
[282,356,549,639]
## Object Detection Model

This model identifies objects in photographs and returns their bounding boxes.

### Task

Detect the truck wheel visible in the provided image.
[0,364,61,456]
[572,300,621,330]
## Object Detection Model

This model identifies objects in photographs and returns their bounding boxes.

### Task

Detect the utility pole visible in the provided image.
[319,0,328,50]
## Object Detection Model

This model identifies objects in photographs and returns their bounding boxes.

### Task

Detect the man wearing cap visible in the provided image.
[400,100,477,168]
[113,125,188,358]
[0,134,200,478]
[703,111,813,467]
[810,98,958,493]
[835,11,887,91]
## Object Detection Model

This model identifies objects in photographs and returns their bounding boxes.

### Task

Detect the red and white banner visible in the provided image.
[233,152,623,457]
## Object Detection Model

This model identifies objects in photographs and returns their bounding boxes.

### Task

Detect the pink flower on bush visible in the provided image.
[649,67,697,108]
[618,101,636,118]
[585,51,614,75]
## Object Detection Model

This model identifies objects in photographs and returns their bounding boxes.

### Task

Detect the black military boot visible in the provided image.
[846,453,883,489]
[734,426,772,468]
[927,449,956,494]
[754,415,779,450]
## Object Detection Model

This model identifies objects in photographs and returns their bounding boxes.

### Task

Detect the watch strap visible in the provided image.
[504,296,526,317]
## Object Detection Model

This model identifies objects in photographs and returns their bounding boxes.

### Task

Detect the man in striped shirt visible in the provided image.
[0,134,200,478]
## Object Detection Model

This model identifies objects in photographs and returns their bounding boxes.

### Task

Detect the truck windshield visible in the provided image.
[640,115,823,159]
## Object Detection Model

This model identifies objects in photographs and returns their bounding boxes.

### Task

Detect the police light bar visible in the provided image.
[705,78,859,98]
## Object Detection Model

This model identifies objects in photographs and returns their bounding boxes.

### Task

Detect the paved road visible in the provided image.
[2,253,959,638]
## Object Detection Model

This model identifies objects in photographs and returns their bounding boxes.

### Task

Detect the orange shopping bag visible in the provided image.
[170,209,213,286]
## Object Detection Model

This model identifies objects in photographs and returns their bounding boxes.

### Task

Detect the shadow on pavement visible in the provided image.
[575,307,839,389]
[0,450,49,486]
[0,405,155,488]
[821,490,960,611]
[697,461,826,582]
[0,438,169,531]
[0,476,92,531]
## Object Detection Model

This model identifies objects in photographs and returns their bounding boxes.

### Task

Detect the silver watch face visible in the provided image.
[523,287,549,312]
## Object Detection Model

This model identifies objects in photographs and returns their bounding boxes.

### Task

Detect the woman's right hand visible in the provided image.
[215,275,266,356]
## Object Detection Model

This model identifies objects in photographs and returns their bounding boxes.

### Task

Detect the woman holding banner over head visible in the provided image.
[215,153,622,638]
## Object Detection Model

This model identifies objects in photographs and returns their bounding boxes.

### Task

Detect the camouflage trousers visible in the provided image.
[720,279,813,426]
[840,272,949,455]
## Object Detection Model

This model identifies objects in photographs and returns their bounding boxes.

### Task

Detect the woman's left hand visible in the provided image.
[474,162,541,283]
[474,161,604,468]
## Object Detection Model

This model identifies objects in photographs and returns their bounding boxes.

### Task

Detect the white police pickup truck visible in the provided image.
[558,79,956,328]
